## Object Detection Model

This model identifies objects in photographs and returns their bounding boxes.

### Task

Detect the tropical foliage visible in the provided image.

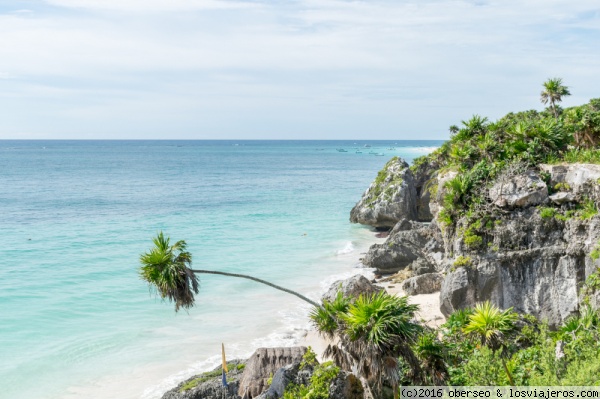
[311,291,422,396]
[412,80,600,230]
[540,77,571,118]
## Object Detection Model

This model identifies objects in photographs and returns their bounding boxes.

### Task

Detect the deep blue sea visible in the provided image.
[0,140,441,399]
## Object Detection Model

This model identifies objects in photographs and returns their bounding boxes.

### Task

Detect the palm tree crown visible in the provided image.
[139,232,198,312]
[540,78,571,118]
[311,291,422,395]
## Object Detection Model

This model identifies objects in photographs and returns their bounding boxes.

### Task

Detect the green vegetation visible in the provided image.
[283,348,341,399]
[539,207,558,219]
[578,198,598,220]
[436,303,600,386]
[310,291,422,396]
[590,241,600,261]
[179,361,244,392]
[463,301,518,385]
[366,156,405,204]
[540,77,571,119]
[553,182,571,192]
[453,255,473,269]
[410,79,600,230]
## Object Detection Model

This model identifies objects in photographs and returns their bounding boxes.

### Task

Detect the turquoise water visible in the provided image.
[0,140,441,399]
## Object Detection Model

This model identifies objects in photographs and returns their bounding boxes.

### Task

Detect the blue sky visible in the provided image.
[1,0,599,139]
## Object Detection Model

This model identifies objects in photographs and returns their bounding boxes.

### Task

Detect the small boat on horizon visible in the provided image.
[336,149,348,152]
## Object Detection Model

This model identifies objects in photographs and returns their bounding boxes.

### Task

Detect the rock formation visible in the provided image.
[322,274,383,302]
[350,157,418,228]
[352,158,600,327]
[238,347,307,398]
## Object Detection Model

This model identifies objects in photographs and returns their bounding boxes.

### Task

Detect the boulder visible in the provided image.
[401,273,443,295]
[238,347,306,398]
[489,171,548,208]
[363,222,443,274]
[540,163,600,196]
[350,157,418,228]
[549,192,576,204]
[322,275,383,302]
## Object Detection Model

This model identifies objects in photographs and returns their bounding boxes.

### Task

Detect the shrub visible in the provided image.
[464,232,483,249]
[579,199,598,220]
[554,182,571,192]
[453,256,473,268]
[540,207,557,219]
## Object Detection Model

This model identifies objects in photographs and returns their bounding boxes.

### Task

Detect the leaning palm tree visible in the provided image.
[463,301,518,385]
[139,232,319,311]
[311,291,422,398]
[541,78,571,118]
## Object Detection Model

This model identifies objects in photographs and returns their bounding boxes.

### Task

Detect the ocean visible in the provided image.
[0,140,442,399]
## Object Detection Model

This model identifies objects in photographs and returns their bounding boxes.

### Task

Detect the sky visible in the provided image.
[0,0,599,139]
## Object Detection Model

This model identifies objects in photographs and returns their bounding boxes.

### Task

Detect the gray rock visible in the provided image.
[549,192,576,204]
[363,222,443,274]
[410,257,436,275]
[540,163,600,196]
[401,273,443,295]
[350,157,418,228]
[429,171,458,218]
[489,171,548,208]
[238,347,307,398]
[440,252,584,328]
[411,159,439,222]
[323,275,383,302]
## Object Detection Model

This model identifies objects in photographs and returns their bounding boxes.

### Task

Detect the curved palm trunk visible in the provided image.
[190,269,320,307]
[501,358,515,386]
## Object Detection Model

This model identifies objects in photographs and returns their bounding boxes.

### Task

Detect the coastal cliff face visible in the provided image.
[350,157,432,228]
[353,158,600,327]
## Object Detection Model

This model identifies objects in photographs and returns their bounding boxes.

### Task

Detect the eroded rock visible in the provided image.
[238,347,306,398]
[322,275,383,302]
[401,273,443,295]
[350,157,418,228]
[489,171,548,208]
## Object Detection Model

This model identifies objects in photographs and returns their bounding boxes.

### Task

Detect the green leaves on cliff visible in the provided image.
[418,88,600,229]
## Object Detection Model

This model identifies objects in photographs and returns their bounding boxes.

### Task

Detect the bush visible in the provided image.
[540,207,557,219]
[453,256,473,268]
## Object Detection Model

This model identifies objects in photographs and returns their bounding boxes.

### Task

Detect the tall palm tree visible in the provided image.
[541,78,571,119]
[139,232,319,311]
[311,291,423,398]
[463,301,518,385]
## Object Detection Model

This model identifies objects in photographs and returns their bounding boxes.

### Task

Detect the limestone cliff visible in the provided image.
[354,158,600,327]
